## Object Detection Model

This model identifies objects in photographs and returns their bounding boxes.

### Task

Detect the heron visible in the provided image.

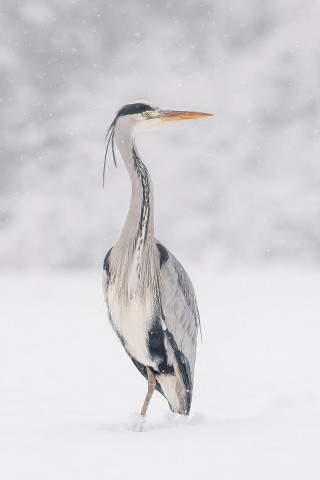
[102,101,212,426]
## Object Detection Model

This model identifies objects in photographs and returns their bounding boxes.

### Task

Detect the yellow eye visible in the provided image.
[141,111,150,118]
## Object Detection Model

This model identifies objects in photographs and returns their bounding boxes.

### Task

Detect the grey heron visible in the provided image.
[102,101,212,424]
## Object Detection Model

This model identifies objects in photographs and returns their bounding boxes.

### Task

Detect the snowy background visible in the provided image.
[1,1,320,479]
[1,0,320,267]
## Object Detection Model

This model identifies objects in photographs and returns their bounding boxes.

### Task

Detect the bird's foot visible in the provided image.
[165,411,189,426]
[175,414,189,425]
[188,412,206,425]
[127,411,146,432]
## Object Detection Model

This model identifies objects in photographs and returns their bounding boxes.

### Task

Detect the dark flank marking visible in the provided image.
[103,247,113,275]
[116,103,155,118]
[156,242,169,267]
[165,329,193,414]
[147,317,174,375]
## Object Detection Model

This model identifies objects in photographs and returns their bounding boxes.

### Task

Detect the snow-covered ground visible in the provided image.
[0,267,319,479]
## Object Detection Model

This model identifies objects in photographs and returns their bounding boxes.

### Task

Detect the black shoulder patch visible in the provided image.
[103,247,112,274]
[116,102,155,117]
[147,316,174,376]
[156,242,169,267]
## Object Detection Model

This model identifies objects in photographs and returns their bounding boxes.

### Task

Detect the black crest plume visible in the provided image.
[103,119,118,188]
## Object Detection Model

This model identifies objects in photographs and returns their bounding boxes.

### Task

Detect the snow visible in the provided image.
[2,1,319,476]
[127,411,146,432]
[1,267,319,479]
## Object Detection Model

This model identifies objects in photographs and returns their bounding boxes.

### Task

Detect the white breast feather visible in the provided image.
[107,283,157,367]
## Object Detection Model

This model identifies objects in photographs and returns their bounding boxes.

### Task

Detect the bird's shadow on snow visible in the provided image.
[93,411,207,434]
[96,394,320,434]
[98,411,249,434]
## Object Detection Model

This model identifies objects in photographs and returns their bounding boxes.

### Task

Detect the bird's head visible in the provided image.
[113,100,212,135]
[103,100,212,185]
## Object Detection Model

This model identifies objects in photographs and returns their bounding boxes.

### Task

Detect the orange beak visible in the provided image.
[158,110,213,121]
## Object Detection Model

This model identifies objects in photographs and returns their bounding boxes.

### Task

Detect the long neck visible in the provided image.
[115,129,154,246]
[110,127,158,302]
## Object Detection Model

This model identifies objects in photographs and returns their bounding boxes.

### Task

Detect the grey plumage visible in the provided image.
[102,101,211,417]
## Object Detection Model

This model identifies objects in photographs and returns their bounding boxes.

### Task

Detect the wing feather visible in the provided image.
[156,242,200,384]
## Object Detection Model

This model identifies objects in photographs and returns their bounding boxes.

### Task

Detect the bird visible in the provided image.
[102,100,212,423]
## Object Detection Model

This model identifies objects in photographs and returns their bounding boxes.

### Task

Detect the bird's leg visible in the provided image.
[140,367,156,417]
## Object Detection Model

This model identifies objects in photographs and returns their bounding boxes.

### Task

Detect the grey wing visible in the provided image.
[156,242,201,387]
